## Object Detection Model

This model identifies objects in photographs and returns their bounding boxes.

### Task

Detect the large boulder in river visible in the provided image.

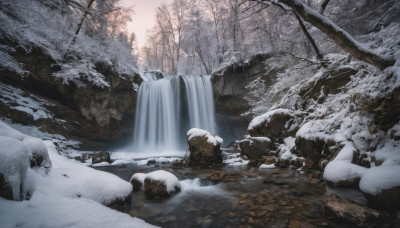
[186,128,223,167]
[239,136,272,164]
[130,170,181,198]
[360,166,400,211]
[248,109,302,143]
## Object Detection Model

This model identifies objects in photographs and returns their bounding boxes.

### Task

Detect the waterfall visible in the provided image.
[132,74,216,152]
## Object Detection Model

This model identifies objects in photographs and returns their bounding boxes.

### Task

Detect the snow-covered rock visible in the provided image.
[186,128,223,167]
[248,108,302,142]
[0,120,52,173]
[130,170,181,198]
[360,166,400,211]
[239,136,272,166]
[0,136,29,200]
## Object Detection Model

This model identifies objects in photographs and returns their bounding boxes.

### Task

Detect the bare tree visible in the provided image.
[251,0,395,70]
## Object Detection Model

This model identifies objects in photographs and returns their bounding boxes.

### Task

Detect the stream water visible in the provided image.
[95,161,366,228]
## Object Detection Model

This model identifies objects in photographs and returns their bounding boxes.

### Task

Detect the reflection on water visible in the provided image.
[95,162,365,227]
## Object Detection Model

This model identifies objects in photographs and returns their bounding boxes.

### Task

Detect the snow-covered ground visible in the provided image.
[0,122,156,228]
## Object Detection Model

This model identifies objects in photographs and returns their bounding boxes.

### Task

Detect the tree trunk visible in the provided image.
[64,0,95,58]
[293,9,324,61]
[278,0,394,70]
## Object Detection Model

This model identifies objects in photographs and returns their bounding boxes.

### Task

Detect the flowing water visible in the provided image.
[96,163,365,228]
[132,74,216,152]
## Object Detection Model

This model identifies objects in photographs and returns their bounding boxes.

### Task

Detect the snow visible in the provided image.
[130,170,181,193]
[359,166,400,195]
[0,122,155,227]
[187,128,223,146]
[248,108,291,131]
[91,161,111,167]
[260,164,276,169]
[223,152,249,166]
[0,136,29,200]
[23,136,52,172]
[323,161,367,184]
[0,190,156,228]
[145,170,181,193]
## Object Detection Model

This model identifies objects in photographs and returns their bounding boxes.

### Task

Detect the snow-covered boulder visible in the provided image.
[186,128,223,167]
[360,166,400,211]
[92,151,111,165]
[238,136,272,166]
[0,121,51,173]
[23,136,52,173]
[248,109,301,142]
[130,173,147,191]
[0,136,29,200]
[130,170,181,198]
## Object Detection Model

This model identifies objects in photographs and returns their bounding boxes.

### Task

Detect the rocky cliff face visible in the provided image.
[0,45,141,150]
[211,52,308,144]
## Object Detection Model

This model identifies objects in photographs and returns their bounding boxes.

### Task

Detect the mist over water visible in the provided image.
[132,74,216,152]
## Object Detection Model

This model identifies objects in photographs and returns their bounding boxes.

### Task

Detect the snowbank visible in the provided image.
[187,128,223,146]
[323,161,367,184]
[0,136,29,200]
[0,121,52,172]
[360,166,400,195]
[0,122,154,227]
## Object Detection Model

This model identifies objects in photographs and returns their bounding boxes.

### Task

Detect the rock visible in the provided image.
[22,136,51,173]
[275,158,290,168]
[360,166,400,211]
[207,171,244,182]
[0,173,13,200]
[248,109,302,143]
[295,136,336,169]
[0,45,141,150]
[212,52,309,146]
[130,173,146,191]
[262,156,276,165]
[144,170,181,198]
[186,128,223,167]
[323,194,380,227]
[239,136,272,163]
[363,186,400,211]
[92,151,111,164]
[299,66,358,104]
[289,157,305,169]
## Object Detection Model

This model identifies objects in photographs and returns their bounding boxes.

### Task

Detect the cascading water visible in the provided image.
[132,74,216,152]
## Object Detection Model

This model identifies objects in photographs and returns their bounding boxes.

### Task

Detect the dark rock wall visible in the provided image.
[0,45,141,150]
[211,52,302,144]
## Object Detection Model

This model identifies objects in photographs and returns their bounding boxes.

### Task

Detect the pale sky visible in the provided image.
[121,0,171,48]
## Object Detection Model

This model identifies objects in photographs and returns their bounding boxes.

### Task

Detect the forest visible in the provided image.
[0,0,400,227]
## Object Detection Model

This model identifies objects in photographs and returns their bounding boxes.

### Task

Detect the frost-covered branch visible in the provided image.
[253,0,395,70]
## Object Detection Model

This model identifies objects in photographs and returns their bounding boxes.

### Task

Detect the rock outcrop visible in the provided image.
[186,128,223,167]
[212,52,305,144]
[0,45,141,150]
